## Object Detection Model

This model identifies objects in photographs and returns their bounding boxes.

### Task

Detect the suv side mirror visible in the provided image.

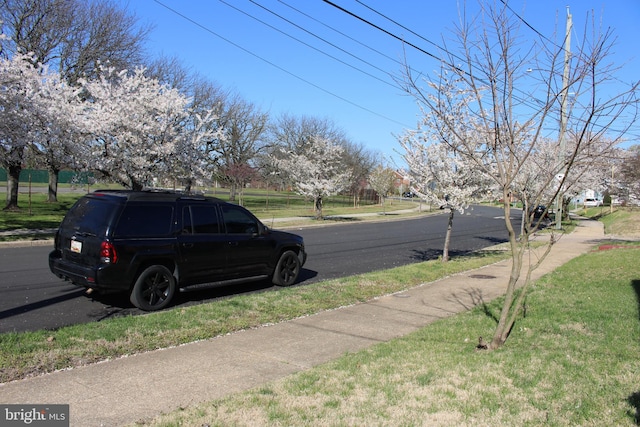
[257,222,269,236]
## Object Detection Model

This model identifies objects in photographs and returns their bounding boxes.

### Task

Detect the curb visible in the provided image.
[0,239,53,248]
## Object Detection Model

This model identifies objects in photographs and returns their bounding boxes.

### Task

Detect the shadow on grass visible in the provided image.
[410,248,472,261]
[629,279,640,425]
[633,279,640,322]
[322,216,362,223]
[86,268,321,320]
[628,391,640,425]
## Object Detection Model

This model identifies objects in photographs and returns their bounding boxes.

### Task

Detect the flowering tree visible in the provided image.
[0,54,43,209]
[399,126,485,261]
[82,68,190,190]
[29,64,85,202]
[166,109,225,192]
[401,2,638,348]
[272,135,350,220]
[619,146,640,203]
[368,165,397,209]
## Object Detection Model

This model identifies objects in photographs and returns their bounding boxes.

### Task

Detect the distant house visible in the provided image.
[575,189,603,205]
[393,170,411,194]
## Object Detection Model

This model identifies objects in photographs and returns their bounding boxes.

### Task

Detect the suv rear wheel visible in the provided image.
[272,250,301,287]
[130,265,176,311]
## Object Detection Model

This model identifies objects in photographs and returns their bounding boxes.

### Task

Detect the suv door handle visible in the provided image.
[182,243,194,248]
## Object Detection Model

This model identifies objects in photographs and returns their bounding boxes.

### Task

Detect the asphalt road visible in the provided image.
[0,205,517,333]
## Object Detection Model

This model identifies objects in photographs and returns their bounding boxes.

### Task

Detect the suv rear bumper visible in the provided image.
[49,249,129,291]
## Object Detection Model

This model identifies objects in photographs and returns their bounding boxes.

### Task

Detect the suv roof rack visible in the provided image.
[90,189,211,202]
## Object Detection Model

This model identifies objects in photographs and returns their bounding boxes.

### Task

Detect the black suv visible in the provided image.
[49,190,307,311]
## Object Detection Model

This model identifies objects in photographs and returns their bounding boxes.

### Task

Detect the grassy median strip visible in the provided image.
[0,250,508,384]
[0,190,422,241]
[141,244,640,427]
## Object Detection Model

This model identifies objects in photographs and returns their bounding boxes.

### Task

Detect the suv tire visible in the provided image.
[130,265,176,311]
[272,250,301,287]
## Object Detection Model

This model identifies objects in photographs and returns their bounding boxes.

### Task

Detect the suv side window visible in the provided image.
[221,204,259,234]
[114,204,174,237]
[183,205,221,234]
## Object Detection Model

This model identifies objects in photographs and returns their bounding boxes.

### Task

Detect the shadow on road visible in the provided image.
[0,288,86,321]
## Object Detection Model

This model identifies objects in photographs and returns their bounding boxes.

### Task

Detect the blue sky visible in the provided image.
[119,0,639,165]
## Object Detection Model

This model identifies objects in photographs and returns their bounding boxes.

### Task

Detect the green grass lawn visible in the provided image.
[0,193,80,232]
[145,244,640,426]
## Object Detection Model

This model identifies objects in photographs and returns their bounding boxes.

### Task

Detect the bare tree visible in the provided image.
[342,140,376,207]
[400,1,638,348]
[0,0,75,63]
[2,0,149,81]
[215,94,268,201]
[59,0,150,84]
[144,55,193,93]
[268,113,347,155]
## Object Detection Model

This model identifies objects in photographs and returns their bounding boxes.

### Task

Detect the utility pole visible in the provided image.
[556,6,572,229]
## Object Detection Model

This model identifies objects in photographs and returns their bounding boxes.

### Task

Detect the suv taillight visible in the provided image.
[100,241,118,264]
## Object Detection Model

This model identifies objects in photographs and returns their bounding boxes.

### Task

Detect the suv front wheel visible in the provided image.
[130,265,176,311]
[272,250,301,287]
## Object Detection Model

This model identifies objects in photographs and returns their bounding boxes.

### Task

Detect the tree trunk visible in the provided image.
[131,180,144,191]
[562,196,571,222]
[442,208,454,262]
[229,182,237,201]
[490,248,524,348]
[4,164,21,211]
[314,196,323,220]
[491,227,556,350]
[184,178,193,193]
[47,168,59,203]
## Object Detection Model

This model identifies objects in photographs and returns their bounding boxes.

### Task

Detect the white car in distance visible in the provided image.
[584,198,602,207]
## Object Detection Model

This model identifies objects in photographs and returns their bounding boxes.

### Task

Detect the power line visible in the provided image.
[220,0,397,89]
[277,0,406,69]
[321,0,443,64]
[497,0,559,48]
[321,0,538,104]
[150,0,411,128]
[354,0,463,63]
[326,1,638,142]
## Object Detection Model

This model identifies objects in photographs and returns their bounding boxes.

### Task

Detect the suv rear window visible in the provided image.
[60,197,118,236]
[114,204,174,237]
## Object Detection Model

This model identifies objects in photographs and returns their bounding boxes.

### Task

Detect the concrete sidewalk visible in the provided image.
[1,218,606,426]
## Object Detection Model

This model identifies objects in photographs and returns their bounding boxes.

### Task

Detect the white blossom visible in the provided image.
[272,135,350,219]
[81,67,190,190]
